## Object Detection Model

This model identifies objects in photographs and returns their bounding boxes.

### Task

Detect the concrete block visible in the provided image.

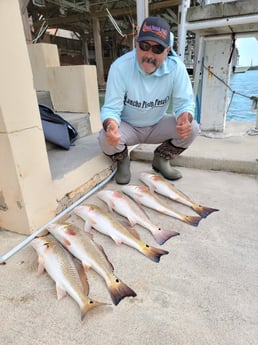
[57,112,91,138]
[187,3,223,22]
[27,43,60,91]
[0,128,57,235]
[224,0,258,17]
[0,7,44,133]
[36,91,54,108]
[0,94,42,134]
[48,65,102,133]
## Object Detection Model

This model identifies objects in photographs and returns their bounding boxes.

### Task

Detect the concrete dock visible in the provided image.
[0,121,258,345]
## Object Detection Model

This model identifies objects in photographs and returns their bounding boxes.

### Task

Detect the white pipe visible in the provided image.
[185,14,258,32]
[177,0,191,61]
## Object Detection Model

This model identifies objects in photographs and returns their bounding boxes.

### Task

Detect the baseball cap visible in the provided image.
[137,16,170,48]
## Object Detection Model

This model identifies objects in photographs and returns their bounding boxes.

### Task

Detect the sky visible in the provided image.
[236,37,258,66]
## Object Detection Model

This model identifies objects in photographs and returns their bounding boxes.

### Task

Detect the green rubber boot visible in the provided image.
[152,140,186,181]
[115,155,131,184]
[108,146,131,185]
[152,154,182,180]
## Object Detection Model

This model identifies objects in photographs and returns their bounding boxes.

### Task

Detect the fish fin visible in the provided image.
[114,238,123,246]
[192,204,219,219]
[126,198,150,220]
[56,284,67,300]
[141,244,169,263]
[84,231,94,240]
[152,228,180,245]
[184,215,202,227]
[37,263,45,275]
[125,218,135,227]
[107,274,137,305]
[95,242,114,271]
[80,299,105,321]
[84,222,92,233]
[74,260,89,295]
[146,182,155,193]
[124,225,141,240]
[36,256,45,275]
[82,262,91,272]
[102,199,114,213]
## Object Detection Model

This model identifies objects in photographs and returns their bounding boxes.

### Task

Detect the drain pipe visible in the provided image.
[0,145,139,264]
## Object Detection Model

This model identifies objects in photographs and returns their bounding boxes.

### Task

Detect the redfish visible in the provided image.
[31,236,104,320]
[97,189,179,245]
[122,185,201,227]
[48,223,136,305]
[140,172,219,218]
[73,204,169,263]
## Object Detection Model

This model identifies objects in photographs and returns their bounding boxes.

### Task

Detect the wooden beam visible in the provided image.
[150,0,182,10]
[45,14,89,26]
[43,0,181,27]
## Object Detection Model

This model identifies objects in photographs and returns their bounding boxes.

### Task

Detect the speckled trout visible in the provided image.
[97,190,179,245]
[140,172,219,219]
[122,185,201,227]
[31,236,104,320]
[73,204,169,263]
[48,223,136,305]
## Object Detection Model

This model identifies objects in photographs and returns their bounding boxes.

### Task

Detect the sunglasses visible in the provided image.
[139,41,166,55]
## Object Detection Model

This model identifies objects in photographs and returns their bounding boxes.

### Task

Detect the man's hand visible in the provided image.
[105,119,121,146]
[176,112,193,139]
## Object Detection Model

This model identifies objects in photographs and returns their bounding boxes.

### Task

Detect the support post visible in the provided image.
[200,36,232,132]
[136,0,148,28]
[178,0,190,61]
[92,16,105,88]
[0,0,57,235]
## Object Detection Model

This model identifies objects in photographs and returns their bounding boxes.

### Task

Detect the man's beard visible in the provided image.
[141,56,158,67]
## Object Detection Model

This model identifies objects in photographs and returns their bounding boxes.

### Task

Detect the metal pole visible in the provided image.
[177,0,191,61]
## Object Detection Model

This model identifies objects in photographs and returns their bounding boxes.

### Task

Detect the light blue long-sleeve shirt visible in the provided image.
[101,49,195,127]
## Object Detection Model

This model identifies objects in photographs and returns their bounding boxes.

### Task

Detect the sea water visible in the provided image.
[226,70,258,122]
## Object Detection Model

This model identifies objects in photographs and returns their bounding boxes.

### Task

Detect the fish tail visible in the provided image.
[192,204,219,218]
[80,298,104,321]
[184,215,202,227]
[152,228,180,245]
[107,274,137,305]
[141,244,169,263]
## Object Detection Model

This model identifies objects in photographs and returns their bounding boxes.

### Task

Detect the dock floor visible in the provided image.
[0,121,257,345]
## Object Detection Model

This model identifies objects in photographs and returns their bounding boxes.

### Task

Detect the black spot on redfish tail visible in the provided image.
[108,276,137,305]
[80,299,106,321]
[184,215,202,227]
[193,205,220,219]
[142,244,169,263]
